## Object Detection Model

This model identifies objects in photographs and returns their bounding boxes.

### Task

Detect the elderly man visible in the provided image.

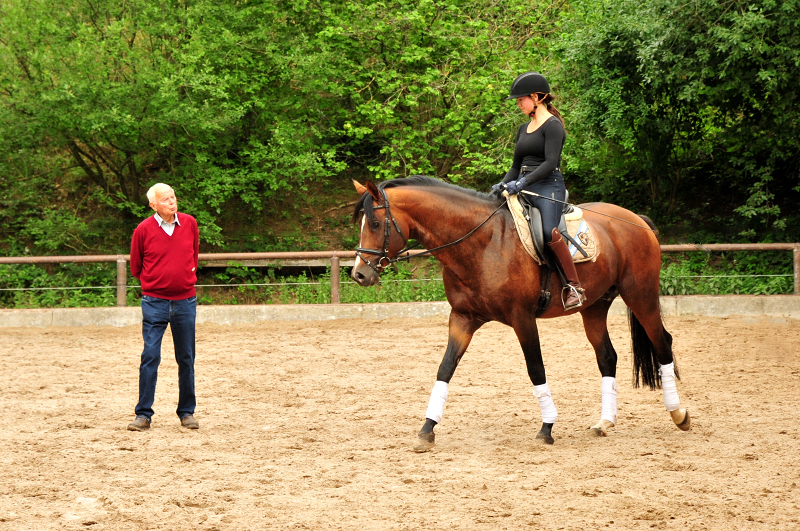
[127,183,200,431]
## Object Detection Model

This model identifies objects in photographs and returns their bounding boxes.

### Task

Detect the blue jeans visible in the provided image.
[135,295,197,420]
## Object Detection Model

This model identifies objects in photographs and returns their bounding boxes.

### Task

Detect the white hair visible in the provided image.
[146,183,173,204]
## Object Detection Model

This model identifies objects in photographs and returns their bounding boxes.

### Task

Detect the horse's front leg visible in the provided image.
[514,318,557,444]
[415,312,482,452]
[580,296,619,436]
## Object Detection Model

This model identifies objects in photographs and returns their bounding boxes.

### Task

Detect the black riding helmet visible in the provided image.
[505,72,550,100]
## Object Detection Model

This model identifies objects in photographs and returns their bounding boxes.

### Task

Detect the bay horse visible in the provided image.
[351,176,689,450]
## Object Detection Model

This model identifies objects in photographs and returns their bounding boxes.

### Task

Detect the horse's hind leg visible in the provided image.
[580,294,619,436]
[620,280,690,431]
[415,311,483,452]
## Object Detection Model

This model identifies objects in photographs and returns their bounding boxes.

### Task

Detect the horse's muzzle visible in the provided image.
[351,265,379,287]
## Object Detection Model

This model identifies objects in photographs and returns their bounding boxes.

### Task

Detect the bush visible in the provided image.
[659,251,793,295]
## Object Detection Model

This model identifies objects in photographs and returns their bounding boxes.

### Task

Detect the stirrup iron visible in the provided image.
[562,284,585,310]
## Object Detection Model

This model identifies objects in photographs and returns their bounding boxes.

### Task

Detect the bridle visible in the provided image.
[355,187,506,274]
[355,188,406,274]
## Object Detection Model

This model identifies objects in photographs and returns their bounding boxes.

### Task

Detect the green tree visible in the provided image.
[558,0,800,237]
[0,0,345,247]
[289,0,568,185]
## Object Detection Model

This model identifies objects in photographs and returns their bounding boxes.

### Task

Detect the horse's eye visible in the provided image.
[371,221,381,230]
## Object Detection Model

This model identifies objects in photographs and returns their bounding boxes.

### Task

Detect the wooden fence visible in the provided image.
[0,244,798,306]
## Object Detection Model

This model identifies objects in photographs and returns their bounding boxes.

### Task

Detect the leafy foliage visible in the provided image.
[301,0,566,184]
[0,0,347,246]
[192,262,447,306]
[1,0,799,307]
[0,262,140,308]
[659,251,793,295]
[558,0,800,237]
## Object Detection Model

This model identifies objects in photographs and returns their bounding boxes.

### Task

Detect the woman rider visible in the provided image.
[491,71,586,310]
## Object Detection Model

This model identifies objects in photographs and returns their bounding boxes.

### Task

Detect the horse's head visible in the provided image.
[351,180,409,287]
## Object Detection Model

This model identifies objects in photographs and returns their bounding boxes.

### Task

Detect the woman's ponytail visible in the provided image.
[539,93,565,129]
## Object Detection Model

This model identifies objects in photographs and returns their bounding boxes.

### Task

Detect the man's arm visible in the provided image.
[192,218,199,271]
[130,228,143,279]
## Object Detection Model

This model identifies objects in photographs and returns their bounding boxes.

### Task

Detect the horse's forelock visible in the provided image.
[352,192,375,226]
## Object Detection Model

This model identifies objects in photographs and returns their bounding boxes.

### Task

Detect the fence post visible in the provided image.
[116,257,127,307]
[795,245,800,296]
[330,255,340,304]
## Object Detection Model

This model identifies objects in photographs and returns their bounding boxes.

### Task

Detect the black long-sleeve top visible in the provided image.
[502,116,566,185]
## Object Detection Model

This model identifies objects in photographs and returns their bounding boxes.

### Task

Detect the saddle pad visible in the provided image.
[506,194,599,264]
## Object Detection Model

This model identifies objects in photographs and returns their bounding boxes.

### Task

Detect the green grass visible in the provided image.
[659,251,793,295]
[194,262,447,305]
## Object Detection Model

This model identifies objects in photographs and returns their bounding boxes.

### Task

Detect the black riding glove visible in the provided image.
[505,178,526,196]
[489,181,505,198]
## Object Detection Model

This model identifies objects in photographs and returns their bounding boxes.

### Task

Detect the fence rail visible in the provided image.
[1,245,798,306]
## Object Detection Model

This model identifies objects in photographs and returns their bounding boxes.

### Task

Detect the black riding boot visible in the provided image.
[547,228,586,310]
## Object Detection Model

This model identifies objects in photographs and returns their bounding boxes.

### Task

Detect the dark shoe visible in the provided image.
[547,228,587,310]
[127,416,151,431]
[180,414,199,429]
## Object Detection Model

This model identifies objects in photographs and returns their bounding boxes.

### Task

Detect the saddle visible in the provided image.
[506,191,599,315]
[506,191,599,265]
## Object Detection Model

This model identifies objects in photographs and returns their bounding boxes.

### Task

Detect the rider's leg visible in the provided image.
[547,227,586,310]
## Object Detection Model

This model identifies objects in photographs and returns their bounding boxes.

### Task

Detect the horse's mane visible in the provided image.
[352,175,503,224]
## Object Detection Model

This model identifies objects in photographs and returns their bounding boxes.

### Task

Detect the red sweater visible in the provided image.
[130,213,199,300]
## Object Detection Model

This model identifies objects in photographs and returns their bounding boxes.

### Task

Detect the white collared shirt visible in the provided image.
[154,212,180,236]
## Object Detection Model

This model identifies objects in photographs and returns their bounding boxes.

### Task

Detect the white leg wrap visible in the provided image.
[424,381,449,424]
[533,383,558,423]
[601,376,618,424]
[659,362,681,412]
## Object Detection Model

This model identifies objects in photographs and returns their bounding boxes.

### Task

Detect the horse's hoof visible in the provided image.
[414,432,435,452]
[670,408,691,431]
[535,432,555,445]
[589,419,614,437]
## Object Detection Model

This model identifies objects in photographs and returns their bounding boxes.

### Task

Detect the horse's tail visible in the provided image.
[637,214,659,238]
[629,305,678,390]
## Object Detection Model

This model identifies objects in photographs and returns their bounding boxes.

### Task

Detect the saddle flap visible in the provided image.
[507,194,599,264]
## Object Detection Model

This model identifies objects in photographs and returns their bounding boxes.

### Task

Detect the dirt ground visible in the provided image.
[1,312,799,530]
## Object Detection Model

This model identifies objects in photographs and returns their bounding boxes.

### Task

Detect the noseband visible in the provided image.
[356,187,507,275]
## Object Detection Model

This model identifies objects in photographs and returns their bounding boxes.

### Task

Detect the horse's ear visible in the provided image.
[352,180,368,196]
[365,180,383,204]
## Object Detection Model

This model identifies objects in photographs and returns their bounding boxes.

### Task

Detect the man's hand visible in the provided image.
[505,178,526,195]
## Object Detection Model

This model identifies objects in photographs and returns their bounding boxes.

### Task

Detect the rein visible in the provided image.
[356,189,506,274]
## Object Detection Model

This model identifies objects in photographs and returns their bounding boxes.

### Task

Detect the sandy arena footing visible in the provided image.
[0,313,798,529]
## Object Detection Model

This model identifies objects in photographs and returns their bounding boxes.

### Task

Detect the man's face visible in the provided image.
[150,187,177,221]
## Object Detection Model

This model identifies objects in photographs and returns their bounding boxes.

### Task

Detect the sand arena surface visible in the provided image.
[1,313,799,530]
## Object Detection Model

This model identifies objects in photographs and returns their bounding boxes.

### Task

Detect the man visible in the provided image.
[128,183,200,431]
